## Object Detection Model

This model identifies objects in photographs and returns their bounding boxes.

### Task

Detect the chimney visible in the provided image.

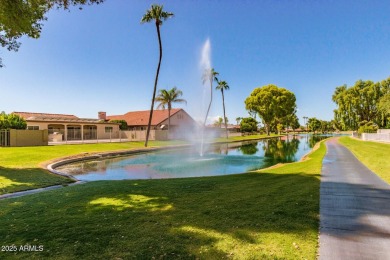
[98,111,107,121]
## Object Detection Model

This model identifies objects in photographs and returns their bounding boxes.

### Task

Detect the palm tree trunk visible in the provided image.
[145,23,162,147]
[168,106,171,139]
[222,89,228,139]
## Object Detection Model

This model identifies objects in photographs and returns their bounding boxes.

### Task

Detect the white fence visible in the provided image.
[362,133,390,142]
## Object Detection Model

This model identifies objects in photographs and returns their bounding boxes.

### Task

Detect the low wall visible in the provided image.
[10,129,48,147]
[120,130,168,141]
[378,129,390,134]
[225,132,242,137]
[362,133,390,142]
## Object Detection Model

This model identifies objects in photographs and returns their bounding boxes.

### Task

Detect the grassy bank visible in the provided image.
[339,137,390,184]
[0,141,326,259]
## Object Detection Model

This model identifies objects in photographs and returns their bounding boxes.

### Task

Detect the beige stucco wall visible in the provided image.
[96,124,120,139]
[159,110,197,139]
[120,130,168,141]
[25,121,120,141]
[10,129,48,147]
[159,110,195,127]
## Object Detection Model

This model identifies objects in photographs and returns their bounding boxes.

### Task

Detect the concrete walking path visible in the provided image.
[0,181,85,200]
[319,138,390,259]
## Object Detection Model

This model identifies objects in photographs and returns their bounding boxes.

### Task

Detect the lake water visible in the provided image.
[56,135,332,181]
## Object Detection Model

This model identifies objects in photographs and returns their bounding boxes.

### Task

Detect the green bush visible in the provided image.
[0,112,27,129]
[357,120,378,134]
[109,119,128,130]
[240,117,258,132]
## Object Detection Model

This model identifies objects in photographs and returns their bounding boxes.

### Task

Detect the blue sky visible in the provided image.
[2,0,390,125]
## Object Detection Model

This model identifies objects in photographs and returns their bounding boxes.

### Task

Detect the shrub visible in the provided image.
[240,117,258,132]
[109,120,128,130]
[0,112,27,130]
[358,120,378,134]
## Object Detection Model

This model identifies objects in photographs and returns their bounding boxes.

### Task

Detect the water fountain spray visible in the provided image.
[199,39,217,156]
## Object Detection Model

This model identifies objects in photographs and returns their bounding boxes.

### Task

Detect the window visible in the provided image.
[105,127,113,133]
[27,126,39,130]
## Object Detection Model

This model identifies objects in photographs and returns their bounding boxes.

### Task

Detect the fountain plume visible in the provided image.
[200,39,212,156]
[200,38,211,71]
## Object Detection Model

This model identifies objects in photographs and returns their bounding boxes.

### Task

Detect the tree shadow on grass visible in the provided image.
[0,171,322,259]
[0,166,73,195]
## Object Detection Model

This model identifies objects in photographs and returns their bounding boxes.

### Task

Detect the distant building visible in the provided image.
[13,112,120,142]
[107,108,197,139]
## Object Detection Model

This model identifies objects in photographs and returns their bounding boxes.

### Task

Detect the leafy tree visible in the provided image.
[332,78,390,130]
[378,93,390,128]
[0,112,27,129]
[141,4,174,147]
[202,68,219,127]
[235,117,242,125]
[109,120,128,130]
[308,117,321,133]
[281,114,299,133]
[289,115,300,133]
[331,119,342,132]
[155,87,187,136]
[240,117,258,132]
[0,0,104,67]
[245,85,297,135]
[216,80,230,139]
[276,123,283,135]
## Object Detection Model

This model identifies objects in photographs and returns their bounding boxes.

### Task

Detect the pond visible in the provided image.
[56,135,333,181]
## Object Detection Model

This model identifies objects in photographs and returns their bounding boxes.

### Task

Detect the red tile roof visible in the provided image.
[107,109,182,126]
[13,112,79,120]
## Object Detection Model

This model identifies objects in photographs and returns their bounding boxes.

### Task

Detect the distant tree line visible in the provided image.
[306,117,335,134]
[332,77,390,131]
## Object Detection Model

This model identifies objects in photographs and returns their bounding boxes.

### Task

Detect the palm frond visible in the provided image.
[215,80,230,91]
[141,4,173,25]
[155,86,187,109]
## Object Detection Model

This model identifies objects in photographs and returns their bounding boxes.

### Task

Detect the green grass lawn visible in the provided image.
[0,141,325,259]
[339,136,390,184]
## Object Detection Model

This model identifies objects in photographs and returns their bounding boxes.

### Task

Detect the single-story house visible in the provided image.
[107,108,197,139]
[13,112,120,142]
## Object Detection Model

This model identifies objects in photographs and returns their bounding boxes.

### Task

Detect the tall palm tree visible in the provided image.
[216,80,230,139]
[202,68,219,127]
[141,4,174,147]
[155,87,187,138]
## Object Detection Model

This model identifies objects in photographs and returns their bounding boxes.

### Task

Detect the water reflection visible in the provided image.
[239,142,259,155]
[56,134,334,181]
[263,138,300,166]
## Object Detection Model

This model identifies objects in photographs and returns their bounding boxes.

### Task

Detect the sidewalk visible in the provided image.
[319,138,390,259]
